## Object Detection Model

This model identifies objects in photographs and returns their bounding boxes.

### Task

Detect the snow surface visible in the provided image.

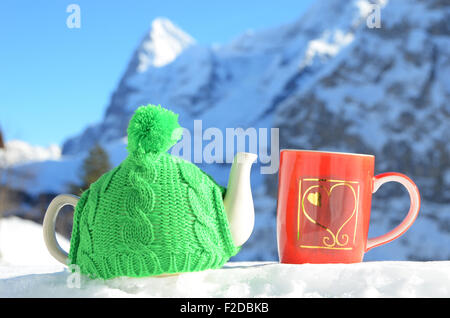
[0,217,69,268]
[0,217,449,298]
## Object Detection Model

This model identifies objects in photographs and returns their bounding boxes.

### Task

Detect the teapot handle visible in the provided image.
[43,194,79,265]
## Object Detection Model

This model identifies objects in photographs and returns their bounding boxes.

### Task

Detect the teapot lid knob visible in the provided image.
[127,104,182,155]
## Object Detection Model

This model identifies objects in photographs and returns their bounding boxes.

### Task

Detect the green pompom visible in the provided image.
[127,104,182,154]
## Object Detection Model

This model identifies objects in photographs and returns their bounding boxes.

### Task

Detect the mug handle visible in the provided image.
[43,194,79,264]
[366,172,420,252]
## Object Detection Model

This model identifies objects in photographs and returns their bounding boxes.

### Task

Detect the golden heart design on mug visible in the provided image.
[301,182,357,249]
[307,192,321,206]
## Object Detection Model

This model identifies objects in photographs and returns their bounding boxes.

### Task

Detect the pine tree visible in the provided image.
[69,143,111,195]
[82,143,111,187]
[0,126,5,149]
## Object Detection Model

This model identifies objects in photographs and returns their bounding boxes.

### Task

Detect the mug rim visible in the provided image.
[280,149,375,158]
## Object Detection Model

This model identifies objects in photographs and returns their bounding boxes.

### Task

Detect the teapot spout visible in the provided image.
[223,152,258,247]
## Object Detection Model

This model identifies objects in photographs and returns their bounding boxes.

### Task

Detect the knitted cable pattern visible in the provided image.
[67,105,239,279]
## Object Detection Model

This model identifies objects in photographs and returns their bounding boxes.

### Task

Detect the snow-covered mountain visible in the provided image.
[62,1,376,156]
[0,140,60,168]
[5,0,450,262]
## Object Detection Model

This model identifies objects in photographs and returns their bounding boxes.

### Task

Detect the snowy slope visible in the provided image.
[0,217,449,297]
[0,217,69,267]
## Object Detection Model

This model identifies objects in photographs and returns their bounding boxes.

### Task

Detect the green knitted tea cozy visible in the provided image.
[68,104,239,279]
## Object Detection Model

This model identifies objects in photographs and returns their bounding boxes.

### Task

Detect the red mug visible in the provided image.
[276,150,420,264]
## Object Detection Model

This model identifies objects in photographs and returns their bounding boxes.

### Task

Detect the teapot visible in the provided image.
[43,105,257,279]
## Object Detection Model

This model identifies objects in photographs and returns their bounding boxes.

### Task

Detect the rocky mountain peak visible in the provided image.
[135,18,195,71]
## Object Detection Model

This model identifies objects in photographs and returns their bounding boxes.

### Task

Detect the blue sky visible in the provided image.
[0,0,314,147]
